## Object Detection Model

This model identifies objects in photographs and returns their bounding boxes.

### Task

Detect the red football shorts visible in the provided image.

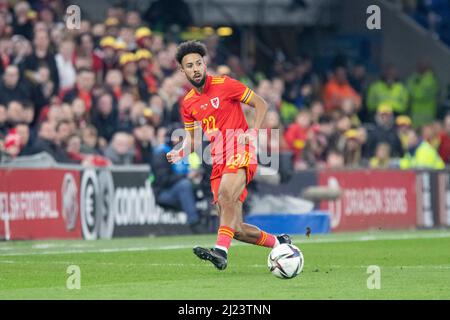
[210,150,257,204]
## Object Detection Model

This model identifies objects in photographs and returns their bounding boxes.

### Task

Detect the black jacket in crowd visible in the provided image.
[27,138,74,163]
[20,51,60,96]
[151,146,184,197]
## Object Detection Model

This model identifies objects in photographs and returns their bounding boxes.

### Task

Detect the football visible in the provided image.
[267,243,304,279]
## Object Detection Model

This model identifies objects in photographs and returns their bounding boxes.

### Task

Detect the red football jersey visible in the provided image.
[181,75,256,180]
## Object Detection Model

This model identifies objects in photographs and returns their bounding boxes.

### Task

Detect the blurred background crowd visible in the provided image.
[0,0,450,181]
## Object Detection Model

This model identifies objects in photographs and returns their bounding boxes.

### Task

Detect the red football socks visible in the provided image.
[256,231,278,248]
[215,226,235,253]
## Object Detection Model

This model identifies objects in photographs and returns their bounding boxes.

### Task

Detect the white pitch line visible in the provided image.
[328,264,450,270]
[0,232,449,257]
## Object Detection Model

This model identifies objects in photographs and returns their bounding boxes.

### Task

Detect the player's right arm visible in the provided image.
[166,96,199,164]
[166,128,195,164]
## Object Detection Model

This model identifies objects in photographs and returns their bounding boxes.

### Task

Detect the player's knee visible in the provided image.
[217,188,236,206]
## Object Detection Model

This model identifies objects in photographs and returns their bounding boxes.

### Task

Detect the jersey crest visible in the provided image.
[210,97,220,109]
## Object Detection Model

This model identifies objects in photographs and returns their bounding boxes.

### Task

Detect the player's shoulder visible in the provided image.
[211,75,242,90]
[211,75,238,85]
[183,88,196,103]
[210,75,227,85]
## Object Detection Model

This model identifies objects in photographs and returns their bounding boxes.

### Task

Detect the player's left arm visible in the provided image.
[224,76,269,144]
[245,92,269,131]
[238,92,268,145]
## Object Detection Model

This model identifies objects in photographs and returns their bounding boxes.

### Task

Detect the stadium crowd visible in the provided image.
[0,0,449,179]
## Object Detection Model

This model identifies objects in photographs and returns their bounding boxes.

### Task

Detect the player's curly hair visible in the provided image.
[175,40,207,65]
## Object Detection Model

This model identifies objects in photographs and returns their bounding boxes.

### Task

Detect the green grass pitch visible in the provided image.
[0,230,449,299]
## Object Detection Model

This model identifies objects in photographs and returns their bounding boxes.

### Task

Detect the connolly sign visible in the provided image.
[80,168,187,239]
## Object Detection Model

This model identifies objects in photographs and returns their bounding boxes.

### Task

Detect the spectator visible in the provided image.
[133,118,155,164]
[407,59,439,127]
[400,128,445,169]
[301,126,328,169]
[21,29,60,96]
[396,115,412,152]
[159,77,182,125]
[50,24,64,49]
[105,69,123,100]
[15,122,32,155]
[104,131,134,165]
[99,36,118,75]
[38,6,56,30]
[80,125,101,155]
[334,114,352,150]
[65,133,83,163]
[256,79,272,105]
[11,34,32,66]
[119,25,137,51]
[0,65,33,106]
[343,129,363,168]
[22,100,36,126]
[116,91,134,131]
[310,100,325,124]
[66,133,111,167]
[12,1,33,40]
[369,143,392,169]
[34,65,55,104]
[152,125,204,233]
[367,64,409,116]
[103,17,120,38]
[348,62,368,96]
[72,98,89,129]
[422,122,440,149]
[322,66,361,113]
[45,103,64,124]
[126,10,142,29]
[74,32,103,79]
[0,7,12,39]
[284,110,311,164]
[63,68,96,112]
[129,101,149,129]
[6,100,25,126]
[260,109,289,155]
[55,38,77,92]
[91,92,118,142]
[157,49,176,78]
[366,104,404,158]
[55,120,73,148]
[148,94,165,127]
[136,48,158,95]
[119,52,149,101]
[318,114,338,145]
[134,27,152,50]
[341,97,361,128]
[31,121,73,163]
